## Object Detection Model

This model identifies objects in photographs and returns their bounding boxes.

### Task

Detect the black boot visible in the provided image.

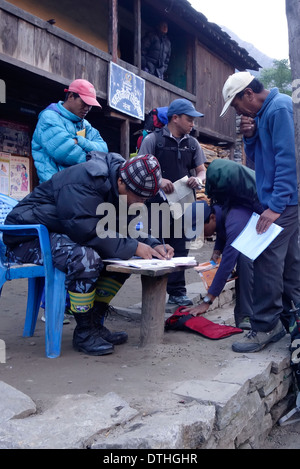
[92,303,128,345]
[73,311,114,355]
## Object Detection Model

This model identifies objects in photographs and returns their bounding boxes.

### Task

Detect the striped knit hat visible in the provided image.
[120,154,162,198]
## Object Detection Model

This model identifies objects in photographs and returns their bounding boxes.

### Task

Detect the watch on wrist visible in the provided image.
[195,177,202,189]
[202,295,212,305]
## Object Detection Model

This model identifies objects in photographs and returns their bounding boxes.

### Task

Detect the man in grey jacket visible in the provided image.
[4,153,173,356]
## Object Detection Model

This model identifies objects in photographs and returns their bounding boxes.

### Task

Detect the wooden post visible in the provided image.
[286,0,300,221]
[109,0,118,63]
[140,274,169,347]
[134,0,141,70]
[120,118,130,160]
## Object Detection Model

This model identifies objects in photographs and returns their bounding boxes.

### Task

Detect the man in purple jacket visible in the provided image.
[183,202,253,329]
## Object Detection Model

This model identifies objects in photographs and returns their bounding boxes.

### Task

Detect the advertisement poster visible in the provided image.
[0,152,10,195]
[0,120,31,156]
[9,155,30,199]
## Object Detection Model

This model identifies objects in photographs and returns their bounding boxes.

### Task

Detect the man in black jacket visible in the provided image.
[141,21,171,80]
[4,153,173,356]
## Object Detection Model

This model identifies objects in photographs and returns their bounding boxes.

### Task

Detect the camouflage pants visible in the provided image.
[7,233,128,294]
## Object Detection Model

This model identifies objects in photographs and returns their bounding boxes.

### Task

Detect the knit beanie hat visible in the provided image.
[120,154,162,198]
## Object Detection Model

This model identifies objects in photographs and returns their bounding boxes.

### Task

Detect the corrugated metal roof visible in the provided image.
[153,0,261,70]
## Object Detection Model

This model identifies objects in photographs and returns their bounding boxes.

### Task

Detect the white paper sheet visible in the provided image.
[104,256,197,269]
[165,176,195,219]
[231,212,283,261]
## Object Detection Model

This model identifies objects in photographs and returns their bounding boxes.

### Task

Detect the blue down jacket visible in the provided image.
[4,152,161,259]
[32,101,108,183]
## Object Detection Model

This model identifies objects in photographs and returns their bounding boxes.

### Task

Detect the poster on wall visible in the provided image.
[0,152,10,196]
[108,62,145,120]
[9,155,30,199]
[0,120,31,156]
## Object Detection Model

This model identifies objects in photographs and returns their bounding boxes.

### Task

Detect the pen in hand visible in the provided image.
[162,238,169,259]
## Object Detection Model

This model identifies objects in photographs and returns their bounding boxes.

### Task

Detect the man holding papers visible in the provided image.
[138,98,206,306]
[220,72,300,353]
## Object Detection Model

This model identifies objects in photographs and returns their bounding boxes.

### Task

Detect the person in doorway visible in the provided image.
[138,98,206,306]
[32,79,108,183]
[182,201,253,329]
[220,71,300,353]
[141,21,171,80]
[3,153,174,356]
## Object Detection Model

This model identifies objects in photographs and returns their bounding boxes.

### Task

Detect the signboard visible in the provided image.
[108,62,145,120]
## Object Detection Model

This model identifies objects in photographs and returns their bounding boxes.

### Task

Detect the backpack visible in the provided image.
[165,307,243,339]
[136,107,169,151]
[144,106,168,131]
[205,158,263,214]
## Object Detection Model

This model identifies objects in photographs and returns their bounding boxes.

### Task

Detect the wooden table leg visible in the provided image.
[140,273,169,346]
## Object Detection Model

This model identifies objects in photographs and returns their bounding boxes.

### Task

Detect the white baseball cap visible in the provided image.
[220,71,255,117]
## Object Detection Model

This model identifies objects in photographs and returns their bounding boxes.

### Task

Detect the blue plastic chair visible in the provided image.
[0,193,66,358]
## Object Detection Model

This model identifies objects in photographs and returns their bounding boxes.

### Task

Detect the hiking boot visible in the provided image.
[167,295,193,306]
[73,312,114,355]
[97,324,128,345]
[92,303,128,345]
[232,320,286,353]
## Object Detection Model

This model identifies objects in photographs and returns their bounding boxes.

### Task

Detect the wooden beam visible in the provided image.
[109,0,118,63]
[134,0,141,70]
[120,118,130,160]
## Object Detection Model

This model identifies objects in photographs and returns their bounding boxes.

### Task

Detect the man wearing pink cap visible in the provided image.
[32,79,108,183]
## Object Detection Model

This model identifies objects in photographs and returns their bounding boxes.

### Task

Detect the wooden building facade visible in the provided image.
[0,0,259,194]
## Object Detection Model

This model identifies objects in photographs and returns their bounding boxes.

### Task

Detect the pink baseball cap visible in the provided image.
[64,79,101,107]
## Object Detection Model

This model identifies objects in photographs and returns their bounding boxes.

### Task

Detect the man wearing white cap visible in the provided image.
[32,79,108,183]
[220,71,300,353]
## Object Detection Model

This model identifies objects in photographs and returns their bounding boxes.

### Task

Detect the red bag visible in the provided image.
[165,307,243,340]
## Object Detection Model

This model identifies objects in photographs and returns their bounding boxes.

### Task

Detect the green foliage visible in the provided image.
[259,59,292,96]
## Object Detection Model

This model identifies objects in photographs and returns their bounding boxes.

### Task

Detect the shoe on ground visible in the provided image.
[232,320,286,353]
[237,317,251,330]
[98,325,128,345]
[73,327,114,355]
[167,295,193,306]
[41,314,70,325]
[64,307,74,318]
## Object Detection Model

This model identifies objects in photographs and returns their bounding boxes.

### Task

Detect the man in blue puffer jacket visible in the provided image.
[32,79,108,183]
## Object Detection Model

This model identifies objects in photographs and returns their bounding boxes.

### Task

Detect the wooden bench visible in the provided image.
[106,263,195,347]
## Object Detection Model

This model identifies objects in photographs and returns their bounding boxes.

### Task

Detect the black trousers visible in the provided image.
[252,205,300,332]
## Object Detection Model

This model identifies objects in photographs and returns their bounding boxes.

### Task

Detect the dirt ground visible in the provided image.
[1,239,300,449]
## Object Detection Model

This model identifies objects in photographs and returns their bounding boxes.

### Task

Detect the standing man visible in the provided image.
[138,98,206,306]
[32,79,108,183]
[220,71,300,352]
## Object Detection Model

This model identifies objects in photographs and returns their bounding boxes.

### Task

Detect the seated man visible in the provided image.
[3,153,174,356]
[183,201,253,328]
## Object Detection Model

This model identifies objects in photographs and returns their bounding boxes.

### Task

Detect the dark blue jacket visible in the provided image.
[244,88,298,213]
